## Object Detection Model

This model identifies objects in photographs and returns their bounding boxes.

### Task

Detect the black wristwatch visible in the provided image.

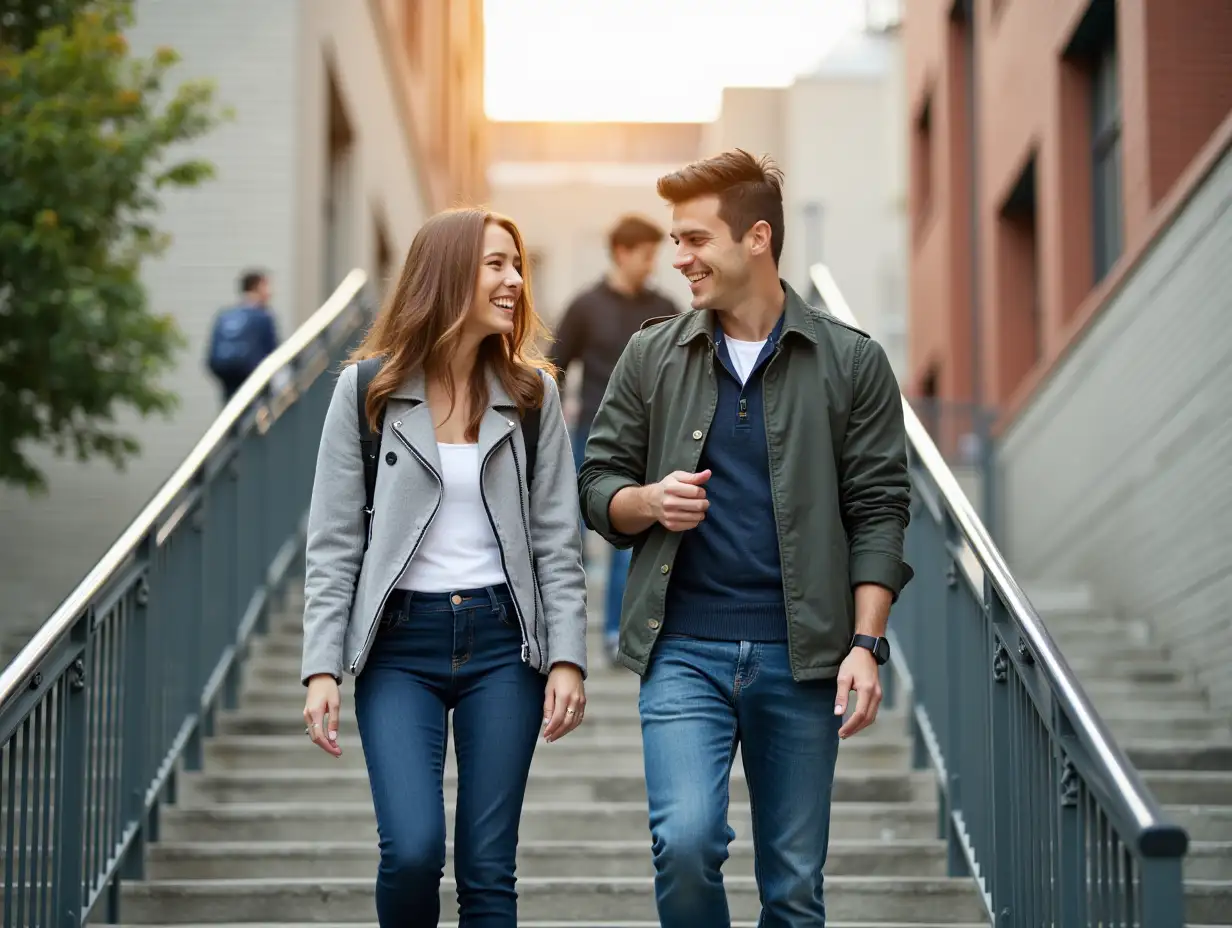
[850,634,890,666]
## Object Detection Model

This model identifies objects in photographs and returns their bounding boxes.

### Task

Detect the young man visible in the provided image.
[551,215,678,663]
[578,151,912,926]
[206,269,279,403]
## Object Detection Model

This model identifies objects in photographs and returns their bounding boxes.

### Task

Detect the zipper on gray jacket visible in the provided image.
[349,426,443,674]
[509,436,542,664]
[478,429,534,664]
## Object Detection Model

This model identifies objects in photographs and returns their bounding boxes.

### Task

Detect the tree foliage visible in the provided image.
[0,0,227,491]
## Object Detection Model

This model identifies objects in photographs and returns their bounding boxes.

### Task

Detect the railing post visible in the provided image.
[987,593,1015,926]
[119,543,153,889]
[52,621,89,928]
[1139,856,1185,928]
[941,516,968,878]
[183,505,206,772]
[1056,753,1085,927]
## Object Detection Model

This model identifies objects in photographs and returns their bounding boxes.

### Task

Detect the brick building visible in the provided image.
[905,0,1232,706]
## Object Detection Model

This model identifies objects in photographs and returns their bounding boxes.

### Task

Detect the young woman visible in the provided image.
[299,208,588,926]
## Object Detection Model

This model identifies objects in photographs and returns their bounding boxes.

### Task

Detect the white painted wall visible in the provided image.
[998,146,1232,709]
[0,0,428,637]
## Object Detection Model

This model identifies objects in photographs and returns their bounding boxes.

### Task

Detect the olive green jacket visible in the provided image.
[578,282,913,681]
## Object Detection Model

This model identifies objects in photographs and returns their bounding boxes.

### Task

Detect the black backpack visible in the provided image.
[355,357,541,548]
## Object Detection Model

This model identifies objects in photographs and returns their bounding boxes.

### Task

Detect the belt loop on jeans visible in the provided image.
[484,584,502,610]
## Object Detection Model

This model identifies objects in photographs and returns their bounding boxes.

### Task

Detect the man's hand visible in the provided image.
[834,647,881,740]
[647,469,711,532]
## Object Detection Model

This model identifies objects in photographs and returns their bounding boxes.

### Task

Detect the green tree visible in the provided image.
[0,0,227,491]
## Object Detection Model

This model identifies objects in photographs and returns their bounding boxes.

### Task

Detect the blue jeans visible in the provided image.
[354,585,545,927]
[639,636,842,927]
[572,425,630,643]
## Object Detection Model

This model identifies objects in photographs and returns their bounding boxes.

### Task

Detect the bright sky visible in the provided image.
[484,0,868,123]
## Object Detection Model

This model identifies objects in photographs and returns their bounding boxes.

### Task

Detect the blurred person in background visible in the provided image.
[206,269,280,403]
[300,208,588,926]
[551,214,678,664]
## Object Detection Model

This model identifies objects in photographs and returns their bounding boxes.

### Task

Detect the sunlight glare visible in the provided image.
[484,0,867,123]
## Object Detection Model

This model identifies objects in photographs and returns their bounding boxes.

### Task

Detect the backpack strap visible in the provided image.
[355,357,384,549]
[521,403,541,491]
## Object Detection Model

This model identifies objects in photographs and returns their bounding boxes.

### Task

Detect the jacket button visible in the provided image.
[660,564,670,574]
[385,451,397,465]
[692,429,703,440]
[648,619,661,630]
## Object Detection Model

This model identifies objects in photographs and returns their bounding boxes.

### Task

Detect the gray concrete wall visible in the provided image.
[998,145,1232,709]
[0,0,427,639]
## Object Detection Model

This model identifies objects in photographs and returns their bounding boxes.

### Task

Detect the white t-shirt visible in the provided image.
[396,443,506,592]
[726,337,767,385]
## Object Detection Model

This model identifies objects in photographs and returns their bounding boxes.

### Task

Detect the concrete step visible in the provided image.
[1059,656,1188,684]
[1165,806,1232,842]
[1145,771,1232,806]
[1187,880,1232,925]
[118,875,987,923]
[1019,582,1099,615]
[158,801,939,844]
[1187,843,1232,881]
[145,838,950,880]
[1124,740,1232,772]
[178,767,934,807]
[230,695,1229,745]
[115,923,990,928]
[199,733,913,773]
[214,704,912,738]
[1082,678,1211,709]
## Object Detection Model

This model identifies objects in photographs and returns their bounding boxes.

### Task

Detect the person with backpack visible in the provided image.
[299,207,588,926]
[206,270,279,402]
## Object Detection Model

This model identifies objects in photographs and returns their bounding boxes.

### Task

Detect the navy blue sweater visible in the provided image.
[664,317,787,642]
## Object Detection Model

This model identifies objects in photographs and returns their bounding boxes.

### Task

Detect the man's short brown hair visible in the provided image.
[656,149,785,265]
[608,214,665,254]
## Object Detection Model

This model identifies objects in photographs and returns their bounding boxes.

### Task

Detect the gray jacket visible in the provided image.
[300,362,588,683]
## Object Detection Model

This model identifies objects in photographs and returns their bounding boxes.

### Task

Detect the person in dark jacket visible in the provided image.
[206,270,279,403]
[578,150,912,927]
[551,215,678,662]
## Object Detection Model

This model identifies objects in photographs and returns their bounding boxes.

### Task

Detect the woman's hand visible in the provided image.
[543,662,585,743]
[303,674,343,757]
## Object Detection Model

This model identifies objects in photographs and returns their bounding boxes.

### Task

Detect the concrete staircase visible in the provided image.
[110,581,989,927]
[1025,583,1232,927]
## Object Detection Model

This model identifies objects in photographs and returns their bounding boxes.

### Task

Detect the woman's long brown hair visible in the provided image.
[349,208,555,441]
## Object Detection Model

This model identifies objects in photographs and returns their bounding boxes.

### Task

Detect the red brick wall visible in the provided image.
[905,0,1232,417]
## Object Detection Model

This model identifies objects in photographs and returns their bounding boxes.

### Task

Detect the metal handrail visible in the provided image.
[810,261,1187,923]
[0,269,370,926]
[810,262,1172,836]
[0,268,367,706]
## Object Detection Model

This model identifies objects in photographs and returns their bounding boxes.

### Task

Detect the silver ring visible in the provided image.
[566,708,575,715]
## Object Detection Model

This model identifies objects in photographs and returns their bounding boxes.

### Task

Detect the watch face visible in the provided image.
[875,638,891,664]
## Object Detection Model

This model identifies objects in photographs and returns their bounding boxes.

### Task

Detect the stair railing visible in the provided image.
[810,262,1189,928]
[0,270,369,925]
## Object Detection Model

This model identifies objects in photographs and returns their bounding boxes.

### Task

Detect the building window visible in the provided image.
[994,153,1042,401]
[1090,34,1122,281]
[912,94,934,231]
[1065,0,1121,284]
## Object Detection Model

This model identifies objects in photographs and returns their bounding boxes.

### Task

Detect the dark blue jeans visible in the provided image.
[354,585,545,927]
[572,424,630,643]
[639,636,842,927]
